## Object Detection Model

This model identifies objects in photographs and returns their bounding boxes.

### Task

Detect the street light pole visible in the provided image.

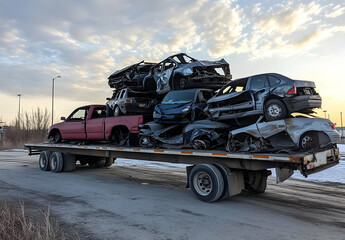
[52,75,61,125]
[17,94,22,127]
[341,112,344,139]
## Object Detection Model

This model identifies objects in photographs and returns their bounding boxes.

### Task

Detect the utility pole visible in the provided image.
[52,75,61,125]
[341,112,344,139]
[17,94,22,127]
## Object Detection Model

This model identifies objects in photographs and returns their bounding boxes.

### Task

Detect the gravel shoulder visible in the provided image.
[0,151,345,240]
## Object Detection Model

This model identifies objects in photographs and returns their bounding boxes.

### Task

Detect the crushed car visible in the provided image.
[206,73,322,121]
[153,89,214,124]
[143,53,232,95]
[227,115,340,153]
[106,88,157,117]
[108,61,156,90]
[139,120,229,150]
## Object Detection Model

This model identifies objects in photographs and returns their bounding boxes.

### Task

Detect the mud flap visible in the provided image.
[62,153,76,172]
[275,167,294,183]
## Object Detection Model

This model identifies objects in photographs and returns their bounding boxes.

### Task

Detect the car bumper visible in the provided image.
[154,113,189,124]
[283,95,321,113]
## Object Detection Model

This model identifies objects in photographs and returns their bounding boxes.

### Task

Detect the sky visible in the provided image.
[0,0,345,125]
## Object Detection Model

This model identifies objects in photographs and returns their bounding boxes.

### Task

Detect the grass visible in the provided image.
[0,200,78,240]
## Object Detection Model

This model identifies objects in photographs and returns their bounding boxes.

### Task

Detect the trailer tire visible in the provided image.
[189,164,224,202]
[104,158,114,167]
[39,151,51,171]
[49,152,64,173]
[212,163,230,200]
[95,158,106,168]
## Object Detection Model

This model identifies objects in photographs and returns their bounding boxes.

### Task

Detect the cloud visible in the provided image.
[0,0,344,107]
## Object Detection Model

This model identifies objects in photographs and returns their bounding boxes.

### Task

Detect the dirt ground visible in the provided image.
[0,151,345,240]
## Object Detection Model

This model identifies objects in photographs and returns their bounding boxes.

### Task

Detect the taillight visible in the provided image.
[286,83,296,95]
[331,123,336,129]
[125,98,136,103]
[228,133,232,139]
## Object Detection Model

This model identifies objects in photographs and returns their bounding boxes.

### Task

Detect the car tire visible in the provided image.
[299,132,319,151]
[227,139,239,152]
[49,152,64,173]
[174,77,188,90]
[139,136,155,148]
[189,164,224,202]
[264,99,287,121]
[114,106,122,117]
[53,131,62,143]
[39,151,51,171]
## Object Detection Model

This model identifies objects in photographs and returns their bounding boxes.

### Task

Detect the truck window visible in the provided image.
[69,109,88,121]
[91,107,106,119]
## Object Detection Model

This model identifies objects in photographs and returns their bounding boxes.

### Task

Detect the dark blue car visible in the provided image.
[153,89,214,124]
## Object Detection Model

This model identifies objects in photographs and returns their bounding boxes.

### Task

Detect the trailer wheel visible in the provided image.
[212,163,230,200]
[189,164,224,202]
[49,152,64,173]
[245,171,267,193]
[95,158,106,168]
[39,151,51,171]
[104,158,114,167]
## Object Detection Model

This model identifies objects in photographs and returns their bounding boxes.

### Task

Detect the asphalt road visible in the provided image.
[0,151,345,240]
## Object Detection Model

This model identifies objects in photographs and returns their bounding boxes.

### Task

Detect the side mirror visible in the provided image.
[106,97,111,100]
[61,117,66,121]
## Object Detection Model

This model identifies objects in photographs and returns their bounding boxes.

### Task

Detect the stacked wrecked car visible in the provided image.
[99,53,340,153]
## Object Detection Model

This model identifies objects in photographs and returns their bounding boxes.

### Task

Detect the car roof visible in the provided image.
[232,73,292,82]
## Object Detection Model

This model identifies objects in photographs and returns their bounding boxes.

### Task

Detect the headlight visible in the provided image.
[182,107,191,112]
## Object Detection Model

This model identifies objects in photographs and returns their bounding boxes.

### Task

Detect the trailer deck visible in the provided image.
[24,143,340,202]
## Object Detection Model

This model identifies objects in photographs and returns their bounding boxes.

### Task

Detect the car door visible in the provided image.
[61,107,89,140]
[158,60,176,93]
[117,89,127,114]
[86,106,106,140]
[249,75,270,110]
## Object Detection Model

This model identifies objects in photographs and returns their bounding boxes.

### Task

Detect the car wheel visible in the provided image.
[264,99,287,121]
[139,136,155,148]
[174,77,188,90]
[299,132,319,151]
[110,127,129,146]
[53,131,62,143]
[114,106,122,117]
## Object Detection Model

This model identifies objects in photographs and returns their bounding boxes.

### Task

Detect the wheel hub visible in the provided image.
[267,104,282,118]
[193,172,212,196]
[301,135,314,150]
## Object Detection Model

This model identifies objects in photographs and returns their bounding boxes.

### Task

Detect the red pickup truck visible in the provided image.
[48,105,150,145]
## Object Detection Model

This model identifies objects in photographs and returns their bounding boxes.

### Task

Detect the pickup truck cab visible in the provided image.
[48,105,149,145]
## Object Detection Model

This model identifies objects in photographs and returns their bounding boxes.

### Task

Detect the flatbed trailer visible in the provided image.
[25,143,340,202]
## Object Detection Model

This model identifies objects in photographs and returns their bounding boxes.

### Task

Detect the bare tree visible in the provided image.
[1,108,51,149]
